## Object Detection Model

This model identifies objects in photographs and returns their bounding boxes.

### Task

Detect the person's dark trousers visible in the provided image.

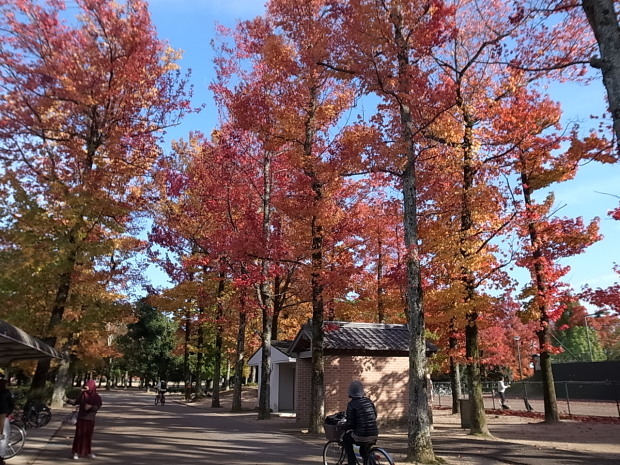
[343,431,357,465]
[499,392,506,406]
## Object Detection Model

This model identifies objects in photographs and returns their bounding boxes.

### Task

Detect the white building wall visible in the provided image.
[248,347,295,412]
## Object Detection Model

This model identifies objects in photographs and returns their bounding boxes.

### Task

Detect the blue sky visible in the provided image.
[144,1,620,302]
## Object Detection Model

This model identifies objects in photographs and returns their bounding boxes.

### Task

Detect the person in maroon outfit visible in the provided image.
[72,380,102,460]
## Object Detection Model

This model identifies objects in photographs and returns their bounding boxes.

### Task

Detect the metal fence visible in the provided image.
[432,380,620,418]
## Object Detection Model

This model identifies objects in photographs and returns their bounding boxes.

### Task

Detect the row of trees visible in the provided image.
[0,1,619,463]
[146,1,620,462]
[553,304,619,362]
[0,0,192,402]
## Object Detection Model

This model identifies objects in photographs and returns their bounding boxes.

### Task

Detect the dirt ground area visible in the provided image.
[432,408,620,456]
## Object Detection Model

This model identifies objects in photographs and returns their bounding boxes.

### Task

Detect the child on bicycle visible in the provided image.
[343,381,378,465]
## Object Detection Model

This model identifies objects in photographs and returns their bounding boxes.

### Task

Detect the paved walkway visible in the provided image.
[8,389,620,464]
[15,390,318,465]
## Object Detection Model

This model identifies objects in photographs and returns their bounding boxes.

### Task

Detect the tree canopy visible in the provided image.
[1,1,619,462]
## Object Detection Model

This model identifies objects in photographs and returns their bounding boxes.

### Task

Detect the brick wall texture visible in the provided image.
[295,355,409,426]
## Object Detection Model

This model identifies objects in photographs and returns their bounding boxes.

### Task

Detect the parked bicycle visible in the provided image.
[1,414,26,460]
[10,392,52,430]
[323,412,394,465]
[11,400,52,429]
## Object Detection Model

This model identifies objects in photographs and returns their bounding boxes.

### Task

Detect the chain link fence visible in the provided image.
[432,380,620,418]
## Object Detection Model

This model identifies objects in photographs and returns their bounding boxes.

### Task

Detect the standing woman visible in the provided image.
[0,379,15,465]
[72,380,102,460]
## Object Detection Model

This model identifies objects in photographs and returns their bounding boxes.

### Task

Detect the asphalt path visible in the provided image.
[11,389,620,465]
[31,390,321,464]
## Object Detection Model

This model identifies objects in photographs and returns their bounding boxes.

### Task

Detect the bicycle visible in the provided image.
[11,400,52,429]
[10,392,52,430]
[323,413,394,465]
[2,415,27,460]
[154,391,166,406]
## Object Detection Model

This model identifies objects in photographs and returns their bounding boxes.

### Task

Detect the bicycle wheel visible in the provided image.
[33,408,51,428]
[154,395,160,405]
[364,447,394,465]
[323,440,345,465]
[9,415,25,430]
[3,423,26,459]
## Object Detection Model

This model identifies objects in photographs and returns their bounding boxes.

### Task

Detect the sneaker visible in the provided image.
[73,454,79,460]
[88,454,96,459]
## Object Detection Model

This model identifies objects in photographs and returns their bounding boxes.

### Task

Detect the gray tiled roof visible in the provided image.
[323,322,410,351]
[288,321,438,356]
[271,340,293,353]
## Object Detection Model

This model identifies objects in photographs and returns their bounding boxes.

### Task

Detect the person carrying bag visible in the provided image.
[71,380,102,460]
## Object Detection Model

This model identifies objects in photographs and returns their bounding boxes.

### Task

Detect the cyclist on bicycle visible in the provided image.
[157,380,167,402]
[343,381,378,465]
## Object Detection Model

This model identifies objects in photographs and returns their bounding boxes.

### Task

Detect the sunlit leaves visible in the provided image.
[0,0,191,358]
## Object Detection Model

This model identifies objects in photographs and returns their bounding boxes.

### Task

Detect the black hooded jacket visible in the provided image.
[0,387,14,415]
[345,396,379,438]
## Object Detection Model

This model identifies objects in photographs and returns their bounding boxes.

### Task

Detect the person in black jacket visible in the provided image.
[343,381,379,465]
[0,378,15,465]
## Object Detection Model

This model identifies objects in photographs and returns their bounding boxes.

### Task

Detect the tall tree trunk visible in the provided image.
[257,150,274,420]
[272,274,282,340]
[309,210,325,433]
[462,275,487,433]
[402,154,434,462]
[31,359,52,399]
[582,0,620,153]
[458,89,489,435]
[465,304,488,434]
[222,361,230,391]
[520,166,560,423]
[272,269,294,339]
[51,359,71,409]
[257,313,273,419]
[211,270,226,408]
[537,326,559,422]
[194,303,206,400]
[390,5,435,461]
[183,310,192,401]
[449,318,462,414]
[51,334,75,408]
[305,86,325,434]
[231,295,248,413]
[377,239,385,323]
[32,139,94,394]
[31,257,76,393]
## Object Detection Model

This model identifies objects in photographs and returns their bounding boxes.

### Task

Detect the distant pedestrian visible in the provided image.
[0,379,15,465]
[72,380,102,460]
[426,374,434,427]
[497,376,510,409]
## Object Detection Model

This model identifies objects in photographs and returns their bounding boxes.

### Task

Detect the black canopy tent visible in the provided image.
[0,319,68,366]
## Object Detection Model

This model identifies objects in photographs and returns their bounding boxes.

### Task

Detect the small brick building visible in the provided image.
[288,321,437,426]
